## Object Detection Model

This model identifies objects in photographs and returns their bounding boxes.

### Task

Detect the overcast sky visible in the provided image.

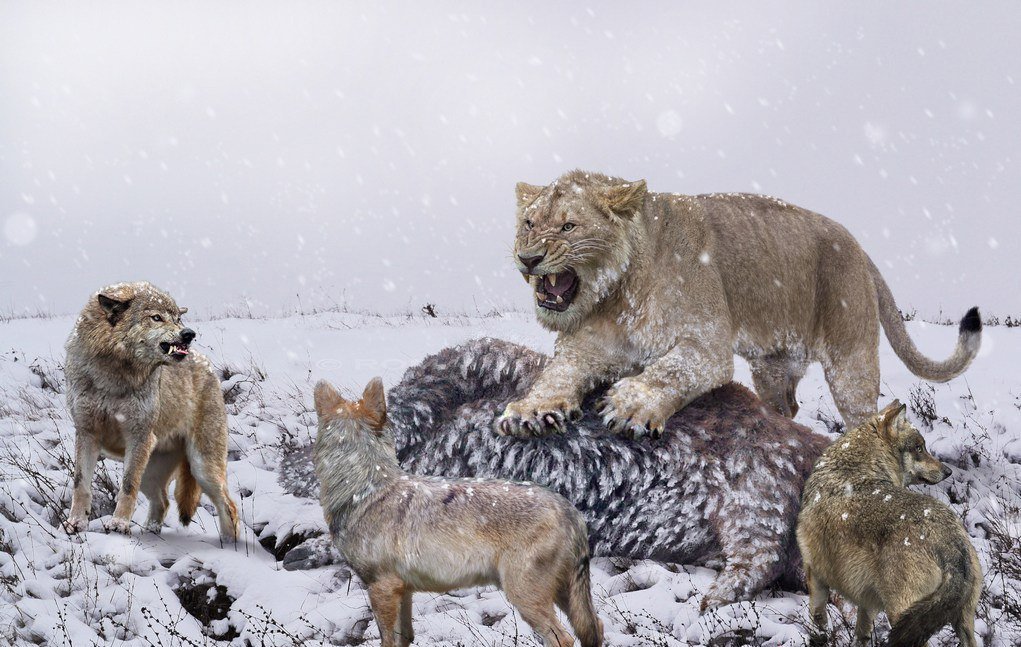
[1,2,1018,320]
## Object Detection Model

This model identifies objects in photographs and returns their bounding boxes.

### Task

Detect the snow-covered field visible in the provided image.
[0,310,1018,646]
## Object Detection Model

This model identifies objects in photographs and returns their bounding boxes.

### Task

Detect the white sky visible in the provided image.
[1,2,1018,319]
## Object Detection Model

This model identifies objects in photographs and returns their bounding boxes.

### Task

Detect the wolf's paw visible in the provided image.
[104,517,133,535]
[63,516,88,534]
[143,519,163,535]
[495,396,581,436]
[598,379,672,439]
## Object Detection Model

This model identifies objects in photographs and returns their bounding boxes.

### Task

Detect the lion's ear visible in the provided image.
[596,180,647,219]
[516,182,544,208]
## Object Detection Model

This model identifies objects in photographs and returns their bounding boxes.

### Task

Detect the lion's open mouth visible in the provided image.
[159,341,191,360]
[535,269,579,312]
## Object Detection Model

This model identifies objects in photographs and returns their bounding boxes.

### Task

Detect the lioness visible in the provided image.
[64,282,238,540]
[498,170,981,438]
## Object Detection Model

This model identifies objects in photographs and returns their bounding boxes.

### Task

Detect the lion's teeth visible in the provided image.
[556,295,564,304]
[549,274,557,287]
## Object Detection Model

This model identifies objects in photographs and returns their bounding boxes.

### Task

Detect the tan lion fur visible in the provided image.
[64,281,238,540]
[499,170,981,437]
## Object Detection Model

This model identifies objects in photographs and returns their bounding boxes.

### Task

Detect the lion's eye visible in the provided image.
[524,220,534,230]
[151,314,163,322]
[561,222,576,232]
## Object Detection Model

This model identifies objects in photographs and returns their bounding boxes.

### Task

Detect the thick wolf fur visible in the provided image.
[313,377,603,647]
[281,338,827,608]
[64,282,238,540]
[501,170,982,437]
[797,401,981,646]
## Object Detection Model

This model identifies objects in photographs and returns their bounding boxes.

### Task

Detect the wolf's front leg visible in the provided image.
[107,431,157,534]
[600,337,733,439]
[65,429,101,533]
[496,336,617,436]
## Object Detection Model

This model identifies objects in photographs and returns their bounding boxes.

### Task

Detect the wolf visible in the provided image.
[501,170,981,437]
[64,282,238,540]
[281,338,827,609]
[797,400,981,647]
[313,376,603,647]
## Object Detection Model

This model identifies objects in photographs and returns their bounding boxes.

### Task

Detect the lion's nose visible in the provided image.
[180,328,196,344]
[518,253,545,272]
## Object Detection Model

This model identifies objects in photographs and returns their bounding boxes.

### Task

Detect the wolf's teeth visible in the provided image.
[556,295,564,304]
[548,274,557,287]
[537,292,547,300]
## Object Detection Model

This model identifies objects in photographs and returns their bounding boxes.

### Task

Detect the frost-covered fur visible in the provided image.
[798,401,982,647]
[281,338,827,608]
[64,282,238,540]
[500,170,982,437]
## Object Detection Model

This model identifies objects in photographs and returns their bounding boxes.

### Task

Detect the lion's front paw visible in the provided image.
[598,379,673,440]
[63,516,88,534]
[104,517,133,535]
[496,396,581,437]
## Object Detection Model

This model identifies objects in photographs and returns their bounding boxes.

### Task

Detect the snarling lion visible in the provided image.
[498,170,981,438]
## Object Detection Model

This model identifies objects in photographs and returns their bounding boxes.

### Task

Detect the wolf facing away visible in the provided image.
[500,170,981,437]
[281,338,827,610]
[797,401,981,647]
[64,282,238,540]
[312,377,603,647]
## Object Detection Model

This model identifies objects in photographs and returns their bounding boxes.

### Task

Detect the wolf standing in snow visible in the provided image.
[501,170,982,437]
[797,400,981,647]
[64,282,238,540]
[282,338,827,609]
[312,377,603,647]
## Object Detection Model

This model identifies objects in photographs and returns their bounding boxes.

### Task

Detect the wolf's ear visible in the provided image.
[595,180,647,219]
[178,307,188,316]
[516,182,543,208]
[313,380,344,419]
[97,293,131,324]
[360,377,387,431]
[879,399,907,439]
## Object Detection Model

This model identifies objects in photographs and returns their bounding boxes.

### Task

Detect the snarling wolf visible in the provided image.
[281,338,827,609]
[501,170,982,438]
[797,401,981,647]
[64,282,238,540]
[313,377,603,647]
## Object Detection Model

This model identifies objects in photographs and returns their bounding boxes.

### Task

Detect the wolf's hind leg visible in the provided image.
[853,606,876,646]
[503,566,575,646]
[139,449,183,533]
[185,443,239,542]
[806,569,831,642]
[65,430,101,533]
[396,590,414,647]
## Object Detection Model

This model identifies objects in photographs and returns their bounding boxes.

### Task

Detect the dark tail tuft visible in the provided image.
[959,307,981,334]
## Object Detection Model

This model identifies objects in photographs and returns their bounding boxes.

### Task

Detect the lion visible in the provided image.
[64,281,239,540]
[497,170,982,438]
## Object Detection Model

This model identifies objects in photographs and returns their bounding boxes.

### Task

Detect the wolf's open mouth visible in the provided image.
[535,269,579,312]
[159,341,191,360]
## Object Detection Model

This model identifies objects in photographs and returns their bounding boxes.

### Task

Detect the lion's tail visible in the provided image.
[175,459,202,526]
[867,256,981,382]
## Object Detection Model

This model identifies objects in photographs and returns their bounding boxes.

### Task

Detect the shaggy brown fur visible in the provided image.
[64,282,238,540]
[797,401,981,646]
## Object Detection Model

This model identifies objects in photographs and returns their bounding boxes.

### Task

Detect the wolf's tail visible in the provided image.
[175,459,202,526]
[887,562,968,647]
[867,257,981,382]
[565,552,603,647]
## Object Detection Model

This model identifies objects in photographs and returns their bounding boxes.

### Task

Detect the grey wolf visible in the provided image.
[312,376,603,647]
[499,170,981,437]
[64,281,238,540]
[281,338,827,609]
[797,400,981,646]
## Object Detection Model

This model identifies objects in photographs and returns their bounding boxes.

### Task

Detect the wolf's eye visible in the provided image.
[561,222,576,232]
[151,314,163,322]
[524,219,534,230]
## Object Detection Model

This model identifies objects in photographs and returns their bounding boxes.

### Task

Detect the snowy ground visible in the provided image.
[0,310,1018,646]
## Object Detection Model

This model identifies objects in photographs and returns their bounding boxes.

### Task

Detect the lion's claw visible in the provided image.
[599,380,670,440]
[495,397,580,437]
